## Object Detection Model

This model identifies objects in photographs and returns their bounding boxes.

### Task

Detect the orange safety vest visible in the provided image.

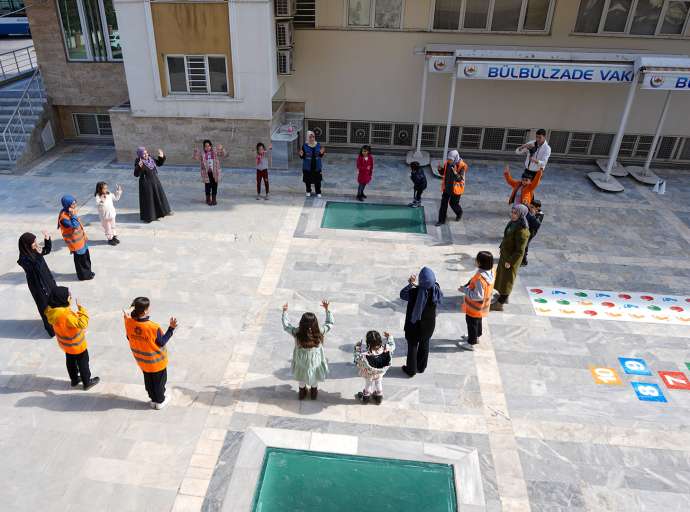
[50,307,88,354]
[440,161,467,196]
[462,273,494,319]
[58,211,87,253]
[124,317,168,373]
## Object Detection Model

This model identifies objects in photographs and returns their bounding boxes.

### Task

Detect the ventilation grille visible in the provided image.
[303,119,690,162]
[295,0,316,28]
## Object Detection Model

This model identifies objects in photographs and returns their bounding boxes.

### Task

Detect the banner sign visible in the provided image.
[457,61,634,83]
[428,55,456,74]
[641,72,690,90]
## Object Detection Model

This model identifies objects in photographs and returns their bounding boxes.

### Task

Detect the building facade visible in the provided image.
[27,0,690,166]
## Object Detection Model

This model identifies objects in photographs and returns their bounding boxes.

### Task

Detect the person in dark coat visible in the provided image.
[299,131,326,197]
[522,199,544,267]
[134,147,172,223]
[17,232,57,337]
[400,266,443,377]
[491,204,530,311]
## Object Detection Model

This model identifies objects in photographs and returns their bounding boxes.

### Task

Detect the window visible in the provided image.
[73,113,112,136]
[347,0,403,29]
[57,0,121,61]
[433,0,554,32]
[574,0,690,36]
[294,0,316,28]
[165,55,228,95]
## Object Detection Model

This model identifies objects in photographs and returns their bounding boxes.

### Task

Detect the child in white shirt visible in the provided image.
[354,330,395,405]
[94,181,122,246]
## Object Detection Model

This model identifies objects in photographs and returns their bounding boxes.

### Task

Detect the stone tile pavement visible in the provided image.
[0,143,689,511]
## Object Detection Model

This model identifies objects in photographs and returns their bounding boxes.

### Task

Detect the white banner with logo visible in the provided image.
[641,72,690,90]
[428,56,456,74]
[457,61,634,84]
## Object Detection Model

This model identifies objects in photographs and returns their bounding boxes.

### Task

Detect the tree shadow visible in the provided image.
[0,319,53,340]
[14,391,148,411]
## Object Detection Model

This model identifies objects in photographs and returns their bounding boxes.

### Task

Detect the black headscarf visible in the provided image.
[18,232,37,260]
[47,286,70,308]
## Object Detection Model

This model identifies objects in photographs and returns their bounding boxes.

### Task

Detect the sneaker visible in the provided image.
[362,194,367,199]
[149,401,157,409]
[401,365,415,377]
[407,202,416,207]
[264,194,270,201]
[107,239,117,246]
[256,195,261,200]
[83,377,100,390]
[306,192,311,197]
[435,221,444,227]
[112,236,120,245]
[316,194,322,198]
[412,202,421,208]
[298,387,307,400]
[490,301,504,312]
[372,393,382,405]
[154,395,171,410]
[355,391,370,404]
[310,387,318,400]
[70,377,81,388]
[455,214,462,222]
[357,196,364,202]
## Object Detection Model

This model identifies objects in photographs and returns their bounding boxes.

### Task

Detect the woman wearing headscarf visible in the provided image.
[400,267,443,377]
[134,147,172,223]
[299,131,326,197]
[491,204,531,312]
[435,150,468,227]
[58,195,94,280]
[17,232,57,336]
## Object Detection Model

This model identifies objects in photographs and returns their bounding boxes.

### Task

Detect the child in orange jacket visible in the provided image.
[503,165,542,206]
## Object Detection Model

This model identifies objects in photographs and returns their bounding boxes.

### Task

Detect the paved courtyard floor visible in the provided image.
[1,143,689,512]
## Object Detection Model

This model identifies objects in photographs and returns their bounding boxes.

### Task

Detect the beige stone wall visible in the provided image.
[109,109,271,167]
[25,2,128,108]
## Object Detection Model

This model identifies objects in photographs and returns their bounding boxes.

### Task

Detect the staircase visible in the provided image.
[0,69,48,171]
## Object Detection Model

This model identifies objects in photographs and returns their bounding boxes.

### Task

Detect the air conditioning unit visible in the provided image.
[276,21,294,48]
[277,49,293,75]
[275,0,296,18]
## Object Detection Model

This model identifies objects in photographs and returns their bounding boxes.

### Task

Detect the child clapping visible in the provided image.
[354,330,395,405]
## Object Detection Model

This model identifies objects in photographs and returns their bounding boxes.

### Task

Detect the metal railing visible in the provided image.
[0,45,37,83]
[1,69,47,162]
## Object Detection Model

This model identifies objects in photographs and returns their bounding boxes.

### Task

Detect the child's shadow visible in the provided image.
[273,362,355,381]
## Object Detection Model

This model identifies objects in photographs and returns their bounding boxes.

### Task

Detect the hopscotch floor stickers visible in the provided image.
[527,286,690,325]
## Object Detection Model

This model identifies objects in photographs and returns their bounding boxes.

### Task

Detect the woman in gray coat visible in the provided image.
[491,204,530,311]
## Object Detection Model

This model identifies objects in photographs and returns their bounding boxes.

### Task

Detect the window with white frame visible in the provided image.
[347,0,403,29]
[57,0,121,61]
[433,0,554,32]
[73,113,112,136]
[165,55,229,95]
[574,0,690,36]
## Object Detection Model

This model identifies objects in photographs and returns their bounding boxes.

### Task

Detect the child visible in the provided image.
[408,161,427,208]
[94,182,123,246]
[523,199,544,267]
[58,195,94,280]
[193,140,226,206]
[355,145,374,201]
[503,165,542,206]
[44,286,100,390]
[354,330,395,405]
[256,142,272,200]
[124,297,178,409]
[459,251,494,347]
[282,300,333,400]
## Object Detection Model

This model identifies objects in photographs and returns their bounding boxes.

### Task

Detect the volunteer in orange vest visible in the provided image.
[459,251,495,347]
[124,297,178,410]
[44,286,100,390]
[503,165,542,207]
[58,195,94,280]
[435,150,467,227]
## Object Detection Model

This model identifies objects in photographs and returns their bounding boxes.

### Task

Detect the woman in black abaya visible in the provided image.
[17,232,57,337]
[134,147,172,223]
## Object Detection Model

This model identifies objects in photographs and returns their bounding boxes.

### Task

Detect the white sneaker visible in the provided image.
[149,401,156,409]
[316,194,322,198]
[154,396,171,410]
[306,192,311,197]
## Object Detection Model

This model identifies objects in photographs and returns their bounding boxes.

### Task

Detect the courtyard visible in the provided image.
[0,144,689,511]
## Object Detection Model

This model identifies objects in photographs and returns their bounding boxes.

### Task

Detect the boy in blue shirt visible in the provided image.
[408,161,427,208]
